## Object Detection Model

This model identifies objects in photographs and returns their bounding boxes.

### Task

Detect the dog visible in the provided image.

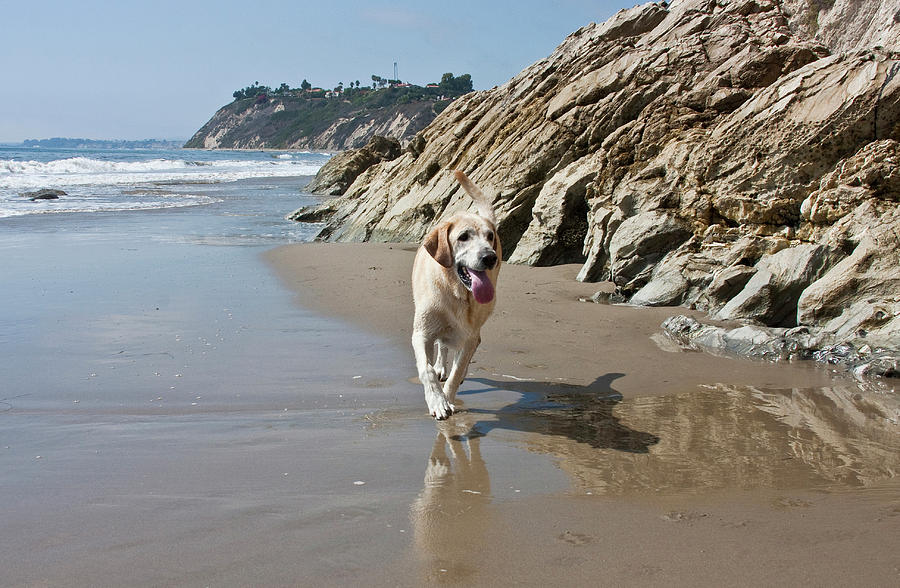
[411,170,501,419]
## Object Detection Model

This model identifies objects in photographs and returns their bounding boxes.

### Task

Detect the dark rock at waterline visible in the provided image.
[661,315,900,380]
[22,189,66,201]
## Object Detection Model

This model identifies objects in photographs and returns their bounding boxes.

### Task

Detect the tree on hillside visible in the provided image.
[439,73,473,94]
[233,81,272,101]
[301,79,312,91]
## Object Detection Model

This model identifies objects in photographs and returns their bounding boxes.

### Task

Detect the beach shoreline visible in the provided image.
[1,218,897,586]
[264,242,840,395]
[263,241,900,586]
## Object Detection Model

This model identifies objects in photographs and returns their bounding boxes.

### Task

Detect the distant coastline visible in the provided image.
[20,137,184,150]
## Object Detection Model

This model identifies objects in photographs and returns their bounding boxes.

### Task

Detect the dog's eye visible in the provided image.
[486,231,494,242]
[457,231,470,242]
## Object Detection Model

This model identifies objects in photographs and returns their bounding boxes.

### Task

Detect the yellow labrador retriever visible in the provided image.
[412,170,501,419]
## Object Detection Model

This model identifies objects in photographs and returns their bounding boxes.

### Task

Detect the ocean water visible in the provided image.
[0,145,329,219]
[0,145,383,413]
[0,144,438,585]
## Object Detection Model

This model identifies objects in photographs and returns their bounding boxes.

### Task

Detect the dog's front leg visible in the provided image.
[442,335,479,405]
[412,331,455,419]
[434,340,452,381]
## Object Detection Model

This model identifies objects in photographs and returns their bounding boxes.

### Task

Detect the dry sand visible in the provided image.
[264,242,900,587]
[265,242,836,394]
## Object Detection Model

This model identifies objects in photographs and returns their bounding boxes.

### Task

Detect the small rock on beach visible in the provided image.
[21,189,67,201]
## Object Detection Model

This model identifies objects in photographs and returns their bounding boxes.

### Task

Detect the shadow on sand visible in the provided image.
[456,373,659,453]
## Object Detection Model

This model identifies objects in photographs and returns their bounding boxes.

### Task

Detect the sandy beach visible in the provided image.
[265,242,900,586]
[265,243,842,395]
[1,211,897,586]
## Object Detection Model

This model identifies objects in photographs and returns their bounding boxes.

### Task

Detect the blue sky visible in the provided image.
[3,0,636,142]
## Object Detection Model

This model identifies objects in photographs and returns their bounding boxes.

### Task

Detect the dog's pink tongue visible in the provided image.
[469,269,494,304]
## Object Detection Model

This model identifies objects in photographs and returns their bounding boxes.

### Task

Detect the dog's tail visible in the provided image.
[454,170,495,224]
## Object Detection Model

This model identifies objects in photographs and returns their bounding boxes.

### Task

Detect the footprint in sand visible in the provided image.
[557,530,595,546]
[661,511,709,523]
[774,497,813,509]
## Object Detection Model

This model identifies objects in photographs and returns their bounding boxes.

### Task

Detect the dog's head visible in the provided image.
[423,213,501,304]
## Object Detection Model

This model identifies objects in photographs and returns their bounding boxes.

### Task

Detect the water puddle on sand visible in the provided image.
[368,375,900,586]
[405,375,899,497]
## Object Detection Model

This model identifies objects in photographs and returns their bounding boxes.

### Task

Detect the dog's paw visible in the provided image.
[427,397,456,420]
[431,403,456,420]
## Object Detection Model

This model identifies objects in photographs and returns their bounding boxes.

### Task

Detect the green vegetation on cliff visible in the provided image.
[185,73,474,151]
[230,73,472,102]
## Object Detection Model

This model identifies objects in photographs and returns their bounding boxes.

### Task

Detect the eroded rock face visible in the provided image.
[304,136,401,196]
[291,0,900,362]
[186,99,436,151]
[781,0,900,54]
[715,243,839,327]
[608,211,692,295]
[662,314,900,378]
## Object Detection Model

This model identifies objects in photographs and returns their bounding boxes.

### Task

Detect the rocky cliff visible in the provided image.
[292,0,900,374]
[185,96,439,151]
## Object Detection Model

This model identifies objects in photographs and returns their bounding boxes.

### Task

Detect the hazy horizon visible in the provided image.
[3,137,189,144]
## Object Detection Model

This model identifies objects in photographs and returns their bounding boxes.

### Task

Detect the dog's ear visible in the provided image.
[424,222,454,268]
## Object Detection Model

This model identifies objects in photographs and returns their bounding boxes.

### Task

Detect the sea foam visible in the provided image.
[0,156,323,190]
[0,148,329,218]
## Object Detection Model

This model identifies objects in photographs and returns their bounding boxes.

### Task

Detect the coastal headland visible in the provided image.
[185,74,475,151]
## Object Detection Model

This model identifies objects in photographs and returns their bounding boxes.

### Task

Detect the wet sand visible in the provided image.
[265,242,900,586]
[1,220,897,587]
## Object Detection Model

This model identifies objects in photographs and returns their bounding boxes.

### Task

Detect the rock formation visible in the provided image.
[21,189,66,201]
[291,0,900,372]
[185,98,438,151]
[781,0,900,54]
[304,136,402,195]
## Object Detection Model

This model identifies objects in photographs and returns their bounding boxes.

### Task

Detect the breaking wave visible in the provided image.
[0,155,324,191]
[0,148,330,219]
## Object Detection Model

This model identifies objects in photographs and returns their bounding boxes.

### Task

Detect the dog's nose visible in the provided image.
[481,251,498,270]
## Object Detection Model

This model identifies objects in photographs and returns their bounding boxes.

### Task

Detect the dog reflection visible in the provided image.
[409,375,660,580]
[410,415,492,581]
